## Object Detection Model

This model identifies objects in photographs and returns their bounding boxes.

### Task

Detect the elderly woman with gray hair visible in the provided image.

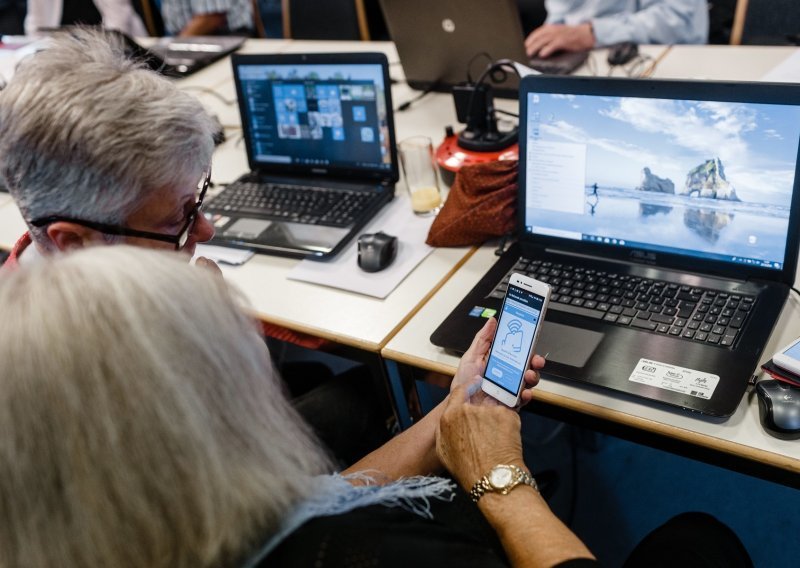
[0,246,596,567]
[0,28,217,268]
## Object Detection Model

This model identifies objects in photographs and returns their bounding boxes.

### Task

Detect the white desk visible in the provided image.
[651,45,799,81]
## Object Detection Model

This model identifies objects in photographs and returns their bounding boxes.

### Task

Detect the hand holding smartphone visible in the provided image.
[481,273,550,407]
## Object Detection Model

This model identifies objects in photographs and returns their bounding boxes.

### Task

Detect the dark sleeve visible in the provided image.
[265,489,510,568]
[554,560,601,568]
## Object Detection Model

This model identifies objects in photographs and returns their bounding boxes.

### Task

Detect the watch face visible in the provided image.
[489,466,514,488]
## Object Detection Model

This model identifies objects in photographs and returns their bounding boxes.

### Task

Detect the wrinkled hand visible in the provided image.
[436,383,525,489]
[195,256,223,277]
[451,317,545,407]
[525,23,595,58]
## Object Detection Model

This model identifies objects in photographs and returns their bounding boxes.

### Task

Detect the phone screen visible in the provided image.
[783,341,800,360]
[484,283,545,394]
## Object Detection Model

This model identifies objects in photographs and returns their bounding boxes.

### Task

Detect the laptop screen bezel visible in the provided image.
[517,75,800,286]
[231,51,400,183]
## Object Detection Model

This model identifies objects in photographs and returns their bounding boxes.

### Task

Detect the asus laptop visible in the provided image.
[379,0,588,96]
[205,52,398,259]
[432,76,800,417]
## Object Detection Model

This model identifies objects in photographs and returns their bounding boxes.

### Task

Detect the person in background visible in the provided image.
[24,0,148,36]
[524,0,709,58]
[159,0,252,36]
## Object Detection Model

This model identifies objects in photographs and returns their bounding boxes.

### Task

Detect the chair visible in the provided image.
[730,0,800,45]
[131,0,165,36]
[281,0,370,40]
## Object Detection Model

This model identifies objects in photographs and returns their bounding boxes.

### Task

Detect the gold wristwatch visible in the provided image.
[470,464,538,503]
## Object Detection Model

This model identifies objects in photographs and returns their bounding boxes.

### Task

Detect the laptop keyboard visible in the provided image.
[208,181,381,228]
[493,258,755,348]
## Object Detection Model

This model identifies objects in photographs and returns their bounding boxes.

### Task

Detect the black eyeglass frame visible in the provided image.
[30,168,212,251]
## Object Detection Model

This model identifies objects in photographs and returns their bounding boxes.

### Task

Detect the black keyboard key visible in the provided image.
[651,314,675,324]
[707,333,721,344]
[632,320,658,331]
[656,324,670,333]
[720,334,736,347]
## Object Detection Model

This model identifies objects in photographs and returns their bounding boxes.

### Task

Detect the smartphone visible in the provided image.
[773,337,800,377]
[482,273,550,407]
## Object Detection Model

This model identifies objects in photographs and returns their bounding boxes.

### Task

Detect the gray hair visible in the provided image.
[0,28,216,248]
[0,246,332,567]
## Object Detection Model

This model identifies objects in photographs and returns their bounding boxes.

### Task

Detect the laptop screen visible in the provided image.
[235,61,393,175]
[522,91,800,272]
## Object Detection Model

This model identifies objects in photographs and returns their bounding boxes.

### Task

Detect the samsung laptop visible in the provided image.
[379,0,588,97]
[205,52,398,259]
[431,76,800,417]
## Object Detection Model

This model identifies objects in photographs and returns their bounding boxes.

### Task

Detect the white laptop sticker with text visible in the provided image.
[629,358,720,400]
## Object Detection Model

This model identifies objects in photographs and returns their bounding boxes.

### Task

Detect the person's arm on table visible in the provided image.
[525,0,707,57]
[342,318,544,481]
[178,12,227,36]
[437,384,595,567]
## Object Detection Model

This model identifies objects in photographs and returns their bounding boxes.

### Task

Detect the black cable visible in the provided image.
[395,81,442,112]
[495,108,519,118]
[791,286,800,298]
[464,58,520,137]
[465,51,493,84]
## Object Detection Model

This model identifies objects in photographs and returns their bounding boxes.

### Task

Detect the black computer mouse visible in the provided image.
[357,231,398,272]
[756,380,800,440]
[607,42,639,66]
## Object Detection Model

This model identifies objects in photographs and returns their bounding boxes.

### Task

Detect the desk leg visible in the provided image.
[385,360,413,430]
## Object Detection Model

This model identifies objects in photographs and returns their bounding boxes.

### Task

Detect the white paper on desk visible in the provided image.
[288,194,434,298]
[761,51,800,83]
[194,243,254,265]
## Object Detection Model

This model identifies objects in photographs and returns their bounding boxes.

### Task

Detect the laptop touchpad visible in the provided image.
[537,322,603,368]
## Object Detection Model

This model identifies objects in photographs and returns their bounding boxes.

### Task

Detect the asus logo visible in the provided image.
[311,168,327,174]
[629,249,657,264]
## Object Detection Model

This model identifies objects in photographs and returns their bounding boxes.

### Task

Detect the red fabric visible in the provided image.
[261,322,331,350]
[2,232,327,349]
[2,232,31,271]
[426,160,517,247]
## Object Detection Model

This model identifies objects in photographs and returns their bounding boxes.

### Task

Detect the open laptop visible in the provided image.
[431,76,800,417]
[146,35,246,77]
[205,52,398,259]
[45,28,244,78]
[379,0,588,97]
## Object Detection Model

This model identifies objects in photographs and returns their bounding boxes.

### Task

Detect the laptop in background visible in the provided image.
[432,76,800,417]
[40,28,244,78]
[147,35,246,77]
[379,0,588,97]
[205,52,398,259]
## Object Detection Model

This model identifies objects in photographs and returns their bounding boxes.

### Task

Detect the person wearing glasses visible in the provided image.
[0,28,217,271]
[0,28,392,468]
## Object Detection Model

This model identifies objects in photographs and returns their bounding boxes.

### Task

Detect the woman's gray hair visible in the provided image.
[0,246,332,567]
[0,28,216,248]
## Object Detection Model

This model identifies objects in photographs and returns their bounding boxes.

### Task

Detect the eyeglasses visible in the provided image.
[30,168,212,251]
